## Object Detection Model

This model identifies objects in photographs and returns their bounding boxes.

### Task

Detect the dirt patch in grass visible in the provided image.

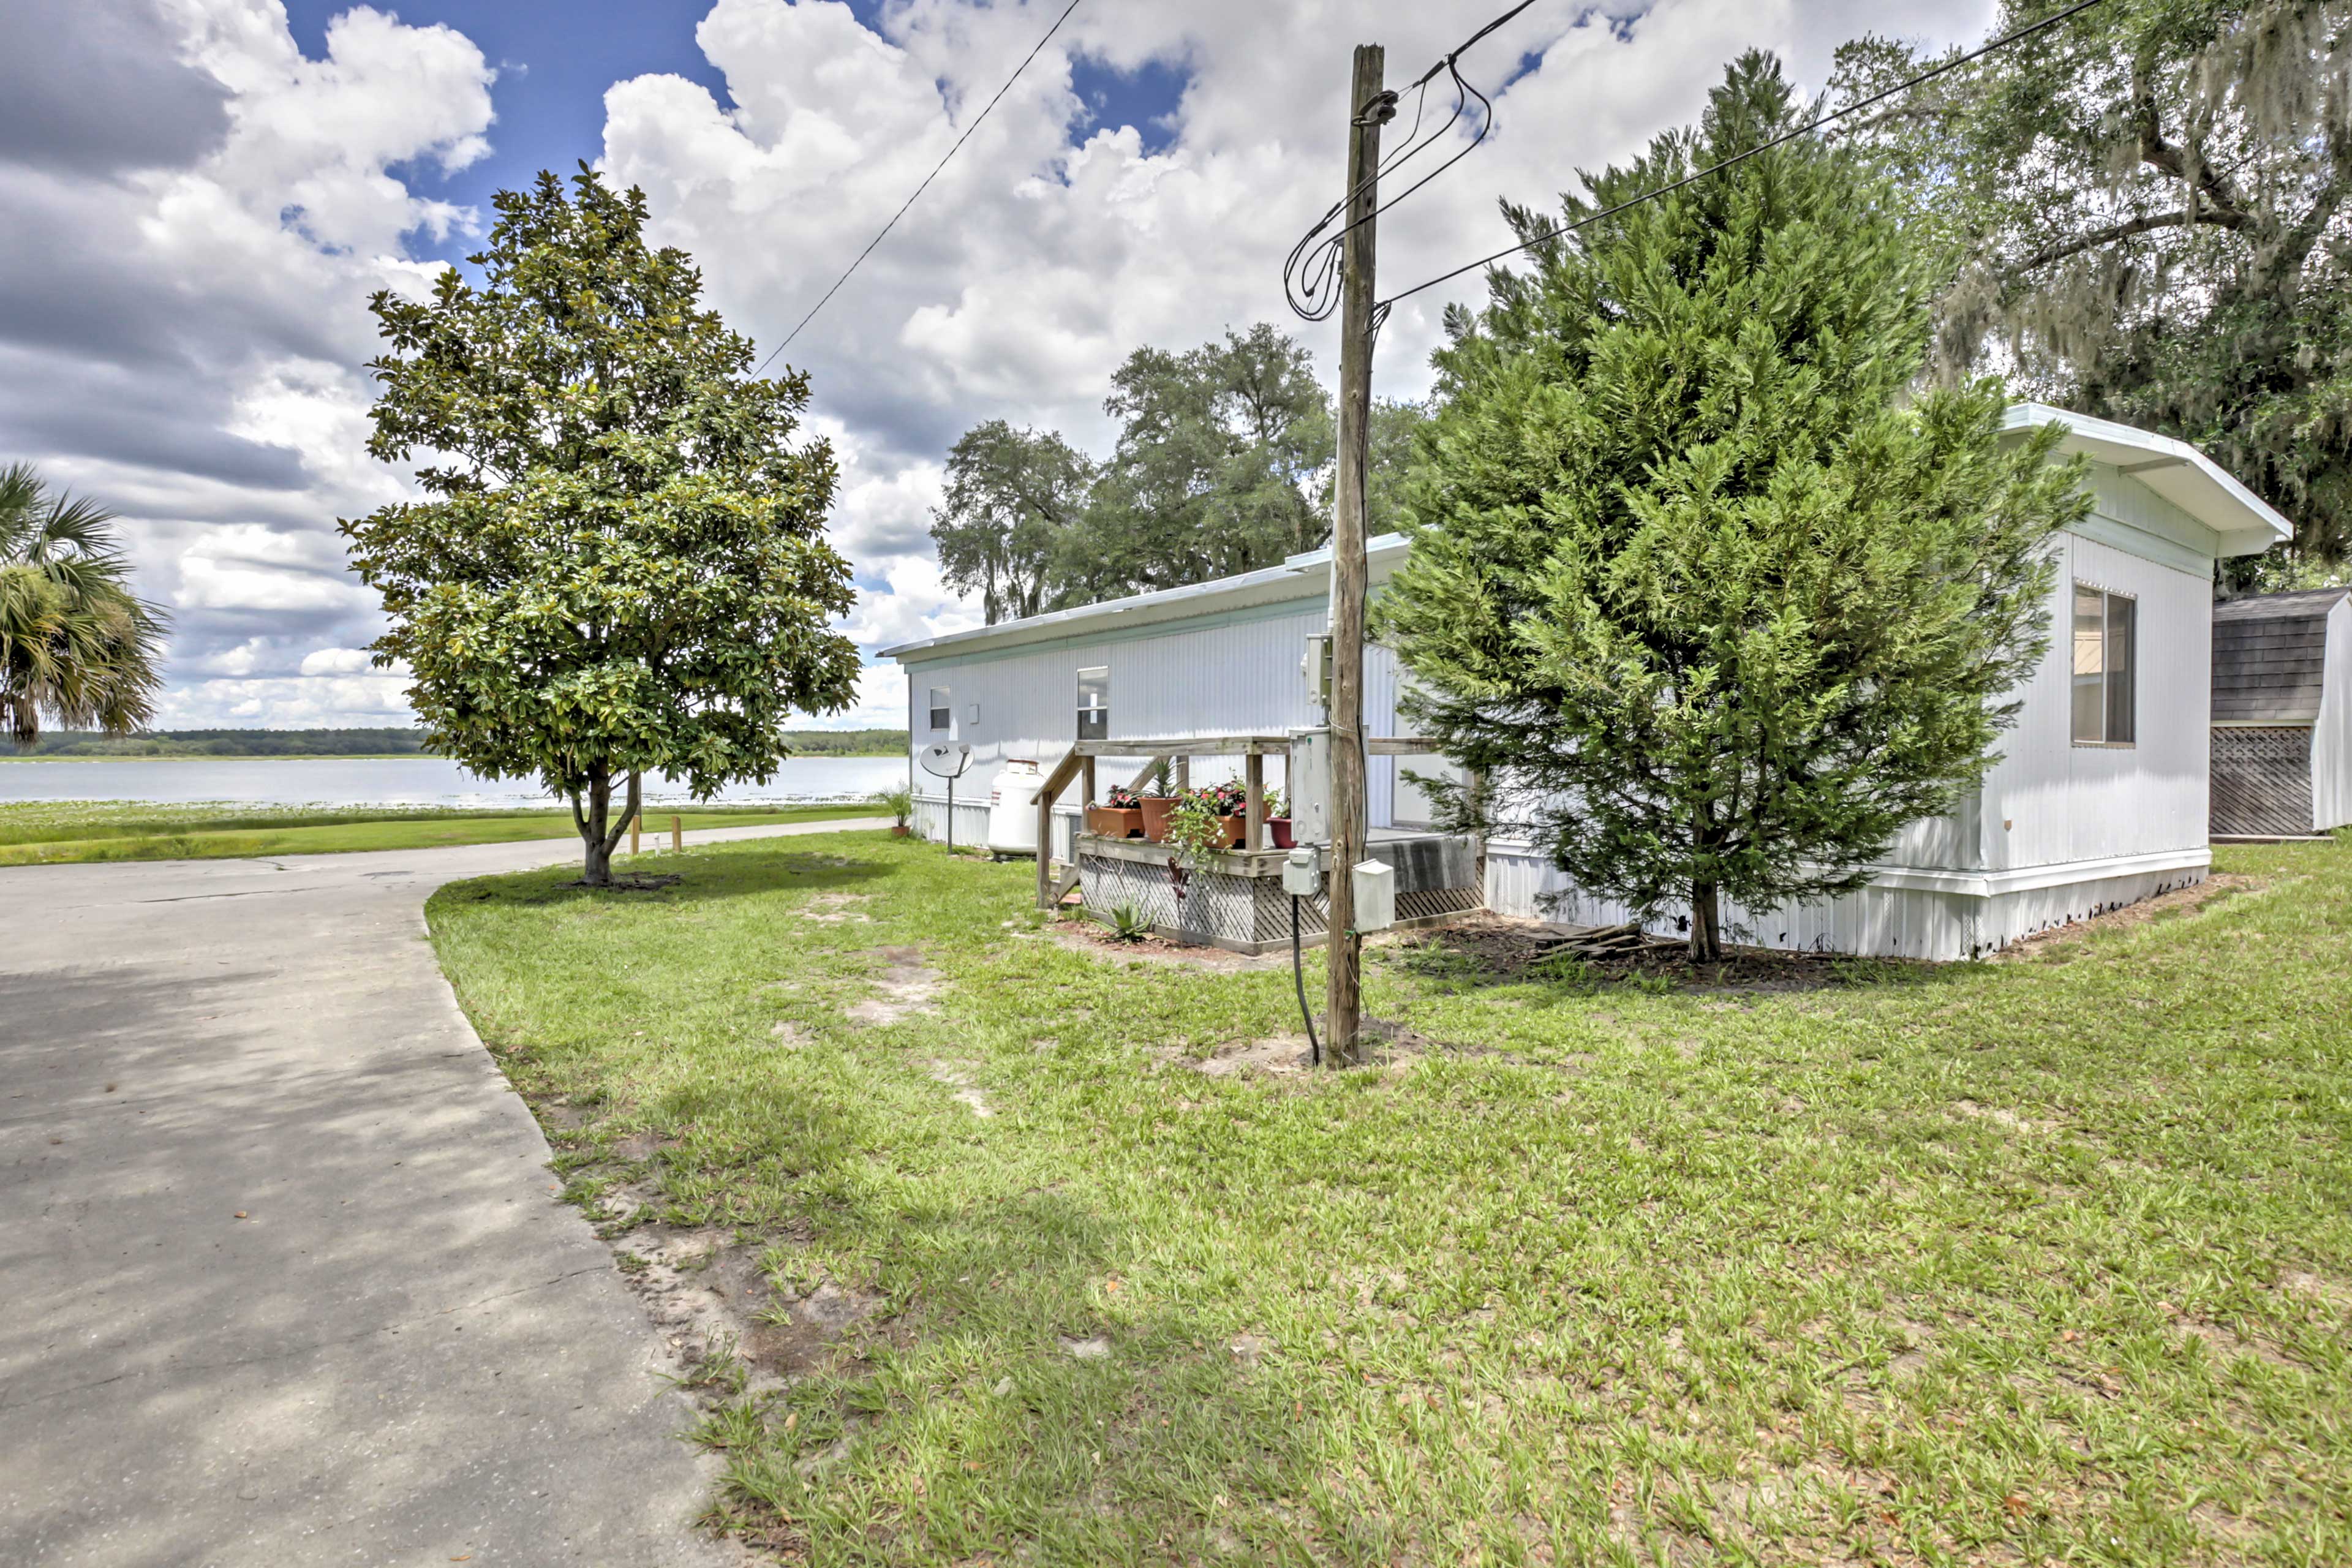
[1154,1019,1431,1079]
[614,1226,888,1391]
[797,891,872,924]
[2277,1268,2352,1313]
[1047,920,1287,971]
[1190,1034,1314,1077]
[1992,872,2260,961]
[1948,1098,2063,1136]
[929,1060,994,1117]
[845,945,943,1025]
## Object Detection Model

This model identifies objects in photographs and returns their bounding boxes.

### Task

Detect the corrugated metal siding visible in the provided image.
[1486,467,2222,959]
[1485,850,1985,957]
[2316,597,2352,829]
[899,600,1347,830]
[2083,467,2215,562]
[897,458,2220,945]
[1981,527,2211,872]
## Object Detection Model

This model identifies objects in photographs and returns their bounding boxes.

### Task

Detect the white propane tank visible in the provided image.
[986,758,1044,858]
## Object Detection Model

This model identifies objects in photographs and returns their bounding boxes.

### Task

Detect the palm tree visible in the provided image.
[0,463,168,747]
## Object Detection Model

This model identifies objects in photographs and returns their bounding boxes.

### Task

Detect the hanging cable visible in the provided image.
[1282,0,1552,322]
[753,0,1086,376]
[1377,0,2112,312]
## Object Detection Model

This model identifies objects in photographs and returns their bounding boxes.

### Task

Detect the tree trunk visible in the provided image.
[576,767,612,886]
[1689,880,1722,963]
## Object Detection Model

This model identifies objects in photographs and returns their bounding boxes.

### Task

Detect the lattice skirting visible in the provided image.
[1079,852,1483,954]
[2211,726,2314,837]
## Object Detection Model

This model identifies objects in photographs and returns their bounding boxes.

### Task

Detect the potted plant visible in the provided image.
[1264,787,1293,850]
[1164,785,1245,856]
[1161,788,1237,946]
[1137,760,1182,842]
[878,785,915,837]
[1085,784,1145,840]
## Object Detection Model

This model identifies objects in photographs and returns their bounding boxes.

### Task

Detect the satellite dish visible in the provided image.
[918,742,973,780]
[916,743,973,849]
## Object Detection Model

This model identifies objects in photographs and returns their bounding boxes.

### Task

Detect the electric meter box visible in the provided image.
[1281,846,1321,897]
[1301,634,1333,710]
[1351,859,1396,933]
[1288,727,1332,844]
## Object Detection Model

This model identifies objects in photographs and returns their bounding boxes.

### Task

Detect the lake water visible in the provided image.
[0,755,909,809]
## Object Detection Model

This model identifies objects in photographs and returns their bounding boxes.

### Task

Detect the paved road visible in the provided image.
[1,820,886,1567]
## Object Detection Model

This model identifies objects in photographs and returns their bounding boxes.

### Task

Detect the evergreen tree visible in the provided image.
[1376,53,2090,960]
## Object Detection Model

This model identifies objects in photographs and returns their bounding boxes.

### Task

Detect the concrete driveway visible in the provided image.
[1,820,884,1567]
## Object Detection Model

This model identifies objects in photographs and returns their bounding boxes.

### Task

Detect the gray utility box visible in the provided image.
[1287,727,1332,845]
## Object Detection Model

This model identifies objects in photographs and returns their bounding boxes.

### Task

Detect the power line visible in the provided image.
[1379,0,2111,312]
[1283,0,1550,322]
[753,0,1086,376]
[1409,0,1540,89]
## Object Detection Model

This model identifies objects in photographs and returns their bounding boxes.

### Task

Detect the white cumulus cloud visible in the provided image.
[2,0,1995,733]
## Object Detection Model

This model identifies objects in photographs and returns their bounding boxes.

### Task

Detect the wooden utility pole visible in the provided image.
[1327,42,1387,1066]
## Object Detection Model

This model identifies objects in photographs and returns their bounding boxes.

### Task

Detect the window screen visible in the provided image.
[1076,666,1109,741]
[2070,586,2136,745]
[927,687,951,731]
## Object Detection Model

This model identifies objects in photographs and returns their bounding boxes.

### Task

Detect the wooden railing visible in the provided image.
[1028,733,1436,909]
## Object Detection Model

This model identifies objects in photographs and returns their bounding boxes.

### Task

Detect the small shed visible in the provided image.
[2211,587,2352,837]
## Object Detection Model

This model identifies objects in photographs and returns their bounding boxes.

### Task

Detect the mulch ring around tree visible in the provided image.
[1393,913,1937,994]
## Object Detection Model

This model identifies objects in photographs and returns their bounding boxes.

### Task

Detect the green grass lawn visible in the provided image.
[0,799,878,865]
[426,831,2351,1566]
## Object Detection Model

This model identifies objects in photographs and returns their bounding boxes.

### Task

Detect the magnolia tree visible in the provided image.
[344,168,860,885]
[1375,54,2090,960]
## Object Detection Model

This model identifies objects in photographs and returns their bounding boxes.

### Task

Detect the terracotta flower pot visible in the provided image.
[891,824,913,838]
[1267,816,1294,850]
[1139,796,1180,842]
[1085,804,1144,839]
[1208,813,1245,850]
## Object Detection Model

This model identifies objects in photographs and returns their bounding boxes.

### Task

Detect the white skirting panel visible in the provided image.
[1485,845,2210,961]
[910,794,1082,859]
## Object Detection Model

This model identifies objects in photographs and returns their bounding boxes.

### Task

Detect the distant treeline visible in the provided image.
[7,727,910,760]
[9,728,432,759]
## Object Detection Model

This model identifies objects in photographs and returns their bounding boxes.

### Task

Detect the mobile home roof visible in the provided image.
[886,407,2291,666]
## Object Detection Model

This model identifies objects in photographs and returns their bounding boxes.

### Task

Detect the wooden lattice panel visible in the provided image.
[1079,847,1483,953]
[2211,725,2313,837]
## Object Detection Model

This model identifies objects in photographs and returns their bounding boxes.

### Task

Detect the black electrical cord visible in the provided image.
[753,0,1087,375]
[1292,890,1321,1066]
[1377,0,2113,312]
[1284,65,1487,322]
[1282,0,1551,323]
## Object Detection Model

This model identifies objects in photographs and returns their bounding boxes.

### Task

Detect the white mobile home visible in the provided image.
[883,405,2289,959]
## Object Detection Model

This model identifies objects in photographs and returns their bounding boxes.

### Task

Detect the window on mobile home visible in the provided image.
[1077,666,1109,741]
[2070,585,2136,745]
[927,687,951,731]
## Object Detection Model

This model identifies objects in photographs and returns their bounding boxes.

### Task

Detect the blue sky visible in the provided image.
[0,0,1992,728]
[280,0,1188,279]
